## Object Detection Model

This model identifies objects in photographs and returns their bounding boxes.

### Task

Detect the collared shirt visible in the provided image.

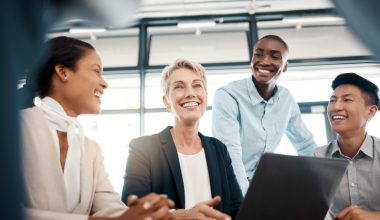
[314,134,380,217]
[212,76,316,194]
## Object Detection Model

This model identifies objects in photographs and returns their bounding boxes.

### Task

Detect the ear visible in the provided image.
[162,95,171,112]
[368,105,378,120]
[282,62,288,73]
[54,64,68,82]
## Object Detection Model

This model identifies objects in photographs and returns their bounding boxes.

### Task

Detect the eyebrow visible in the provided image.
[172,79,203,84]
[254,48,282,55]
[193,79,203,83]
[91,64,102,70]
[330,94,356,99]
[340,94,355,98]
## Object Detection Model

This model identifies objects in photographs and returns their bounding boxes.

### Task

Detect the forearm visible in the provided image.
[90,216,118,220]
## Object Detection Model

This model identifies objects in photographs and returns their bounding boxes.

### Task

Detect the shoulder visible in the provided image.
[199,133,228,154]
[371,135,380,149]
[214,78,249,106]
[276,85,295,100]
[20,107,50,136]
[200,132,224,145]
[130,133,159,146]
[277,84,291,94]
[314,143,333,157]
[217,78,247,94]
[372,135,380,143]
[130,127,170,150]
[220,78,249,91]
[20,106,44,122]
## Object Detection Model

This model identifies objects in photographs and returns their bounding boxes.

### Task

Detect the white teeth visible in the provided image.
[332,115,346,120]
[257,68,272,73]
[94,90,102,98]
[182,102,199,108]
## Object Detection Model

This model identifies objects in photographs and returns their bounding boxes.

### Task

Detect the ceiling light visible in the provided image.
[282,16,345,25]
[177,20,216,28]
[69,28,107,34]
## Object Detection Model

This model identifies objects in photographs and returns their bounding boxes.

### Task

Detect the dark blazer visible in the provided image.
[121,126,242,218]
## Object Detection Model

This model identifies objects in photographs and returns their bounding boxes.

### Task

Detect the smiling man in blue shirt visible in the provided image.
[212,35,317,194]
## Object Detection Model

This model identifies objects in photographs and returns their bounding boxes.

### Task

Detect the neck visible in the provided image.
[253,78,276,101]
[171,123,202,155]
[48,94,78,117]
[337,130,367,158]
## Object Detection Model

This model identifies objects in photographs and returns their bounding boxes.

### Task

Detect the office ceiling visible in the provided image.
[49,0,335,31]
[137,0,334,18]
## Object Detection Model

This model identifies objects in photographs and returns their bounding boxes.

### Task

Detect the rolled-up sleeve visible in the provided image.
[285,99,317,156]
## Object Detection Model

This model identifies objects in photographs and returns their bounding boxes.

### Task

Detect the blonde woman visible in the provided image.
[122,58,242,219]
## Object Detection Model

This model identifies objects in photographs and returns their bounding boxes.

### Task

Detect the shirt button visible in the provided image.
[350,182,356,187]
[349,161,353,165]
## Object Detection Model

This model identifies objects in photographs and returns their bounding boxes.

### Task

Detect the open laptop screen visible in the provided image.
[236,153,348,220]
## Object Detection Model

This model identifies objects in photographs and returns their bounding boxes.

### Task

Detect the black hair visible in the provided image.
[332,72,379,107]
[36,36,94,98]
[20,36,94,108]
[257,35,289,53]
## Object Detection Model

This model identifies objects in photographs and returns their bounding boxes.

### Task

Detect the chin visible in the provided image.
[331,125,346,134]
[84,107,101,115]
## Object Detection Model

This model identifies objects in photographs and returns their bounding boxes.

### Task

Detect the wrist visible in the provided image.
[172,209,188,218]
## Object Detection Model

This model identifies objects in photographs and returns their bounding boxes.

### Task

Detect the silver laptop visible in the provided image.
[236,153,349,220]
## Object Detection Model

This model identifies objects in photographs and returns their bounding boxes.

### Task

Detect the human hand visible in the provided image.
[333,206,380,220]
[172,196,231,220]
[120,193,175,220]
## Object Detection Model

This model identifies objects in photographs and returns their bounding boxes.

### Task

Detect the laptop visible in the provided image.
[236,153,349,220]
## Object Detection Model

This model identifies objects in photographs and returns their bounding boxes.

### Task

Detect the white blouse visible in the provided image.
[178,148,212,209]
[39,97,82,212]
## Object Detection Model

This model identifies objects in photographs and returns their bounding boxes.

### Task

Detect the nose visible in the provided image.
[328,100,343,113]
[100,76,108,89]
[262,55,271,65]
[185,87,196,98]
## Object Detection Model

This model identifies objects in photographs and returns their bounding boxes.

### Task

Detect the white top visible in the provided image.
[178,148,212,209]
[40,97,83,212]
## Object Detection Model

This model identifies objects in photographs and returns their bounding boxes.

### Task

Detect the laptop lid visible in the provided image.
[236,153,349,220]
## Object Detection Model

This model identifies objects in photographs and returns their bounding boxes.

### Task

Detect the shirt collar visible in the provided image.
[246,76,280,105]
[330,134,373,159]
[359,134,374,158]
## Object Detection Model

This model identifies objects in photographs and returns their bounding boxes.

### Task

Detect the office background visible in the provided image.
[25,0,380,195]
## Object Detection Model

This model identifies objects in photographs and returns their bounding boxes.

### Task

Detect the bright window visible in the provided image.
[148,23,250,65]
[101,74,140,110]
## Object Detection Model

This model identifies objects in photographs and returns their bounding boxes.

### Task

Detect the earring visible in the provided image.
[63,76,67,81]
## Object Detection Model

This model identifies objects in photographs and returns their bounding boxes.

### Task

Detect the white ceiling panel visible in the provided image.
[138,0,334,18]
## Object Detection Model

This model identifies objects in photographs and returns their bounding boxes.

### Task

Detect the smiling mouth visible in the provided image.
[181,101,199,108]
[94,90,102,97]
[331,115,348,121]
[94,90,103,100]
[255,67,275,75]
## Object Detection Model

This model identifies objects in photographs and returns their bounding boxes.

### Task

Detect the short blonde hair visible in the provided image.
[161,58,207,95]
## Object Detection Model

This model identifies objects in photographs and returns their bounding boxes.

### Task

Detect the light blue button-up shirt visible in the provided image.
[212,77,316,194]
